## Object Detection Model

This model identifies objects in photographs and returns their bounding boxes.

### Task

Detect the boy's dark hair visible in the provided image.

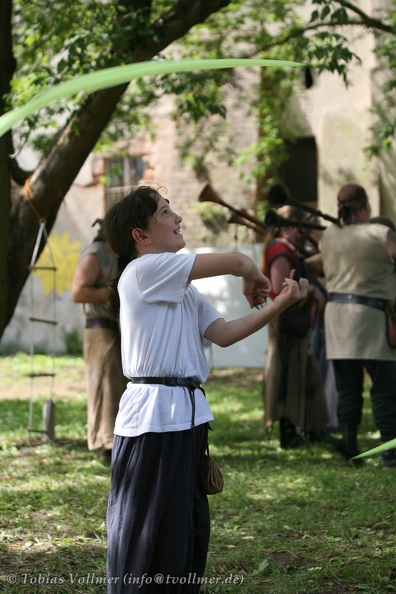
[103,186,160,319]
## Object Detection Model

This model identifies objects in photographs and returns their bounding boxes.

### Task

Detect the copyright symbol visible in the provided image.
[154,573,164,584]
[7,574,17,584]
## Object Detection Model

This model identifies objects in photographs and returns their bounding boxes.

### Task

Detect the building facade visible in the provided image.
[3,6,395,366]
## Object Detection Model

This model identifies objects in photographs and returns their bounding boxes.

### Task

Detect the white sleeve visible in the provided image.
[136,252,196,303]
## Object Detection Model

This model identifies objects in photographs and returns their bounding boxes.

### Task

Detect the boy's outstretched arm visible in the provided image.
[189,252,271,309]
[204,275,309,347]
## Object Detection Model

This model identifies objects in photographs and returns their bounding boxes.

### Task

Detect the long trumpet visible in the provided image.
[229,211,321,251]
[268,183,339,225]
[198,183,268,233]
[264,210,321,250]
[264,209,326,231]
[198,183,324,237]
[228,210,267,236]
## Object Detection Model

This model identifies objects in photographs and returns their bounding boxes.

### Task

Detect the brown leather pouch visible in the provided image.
[204,447,224,495]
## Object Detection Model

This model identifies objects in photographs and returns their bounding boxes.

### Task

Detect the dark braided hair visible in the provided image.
[262,205,306,272]
[103,186,160,319]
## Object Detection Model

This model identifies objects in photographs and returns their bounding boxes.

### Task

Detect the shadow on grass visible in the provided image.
[0,544,107,593]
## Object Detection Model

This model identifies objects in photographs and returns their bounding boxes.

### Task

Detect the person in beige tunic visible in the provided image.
[72,221,126,461]
[320,183,396,466]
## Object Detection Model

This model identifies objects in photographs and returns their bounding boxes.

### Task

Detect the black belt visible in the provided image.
[129,377,204,428]
[328,292,388,311]
[85,317,119,331]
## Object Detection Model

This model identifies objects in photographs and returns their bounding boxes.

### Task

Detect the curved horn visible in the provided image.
[267,184,291,209]
[198,183,268,233]
[228,210,266,235]
[264,209,326,231]
[267,183,339,225]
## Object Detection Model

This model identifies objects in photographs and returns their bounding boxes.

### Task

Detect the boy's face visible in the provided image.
[143,196,186,253]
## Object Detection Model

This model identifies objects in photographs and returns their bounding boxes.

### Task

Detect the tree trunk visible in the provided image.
[0,0,16,336]
[0,0,231,339]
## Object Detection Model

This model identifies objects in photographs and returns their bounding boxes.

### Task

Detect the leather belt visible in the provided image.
[328,292,388,311]
[85,317,119,331]
[129,377,204,428]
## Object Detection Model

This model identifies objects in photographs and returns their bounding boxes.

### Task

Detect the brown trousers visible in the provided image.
[84,328,126,450]
[262,319,329,434]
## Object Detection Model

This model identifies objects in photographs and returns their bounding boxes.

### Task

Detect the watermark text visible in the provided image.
[3,572,244,587]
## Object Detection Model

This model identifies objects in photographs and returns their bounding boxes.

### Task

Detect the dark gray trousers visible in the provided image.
[106,425,210,593]
[333,359,396,437]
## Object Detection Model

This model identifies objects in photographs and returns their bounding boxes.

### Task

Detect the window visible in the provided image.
[278,137,318,204]
[105,156,146,188]
[103,155,147,210]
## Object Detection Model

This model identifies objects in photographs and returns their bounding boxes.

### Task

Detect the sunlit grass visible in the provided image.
[0,355,395,593]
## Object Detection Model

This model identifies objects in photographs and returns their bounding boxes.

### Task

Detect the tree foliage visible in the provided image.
[1,0,396,339]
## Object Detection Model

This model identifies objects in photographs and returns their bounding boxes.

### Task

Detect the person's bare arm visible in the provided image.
[205,275,309,347]
[268,255,292,296]
[188,252,271,308]
[71,253,107,304]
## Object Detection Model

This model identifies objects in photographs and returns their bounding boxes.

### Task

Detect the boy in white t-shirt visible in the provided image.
[103,186,308,593]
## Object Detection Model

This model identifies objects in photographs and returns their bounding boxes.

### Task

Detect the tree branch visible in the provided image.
[248,15,392,56]
[336,0,393,34]
[28,0,232,218]
[132,0,231,56]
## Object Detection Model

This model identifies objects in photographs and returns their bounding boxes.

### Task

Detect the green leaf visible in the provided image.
[353,437,396,459]
[259,559,270,572]
[0,58,303,136]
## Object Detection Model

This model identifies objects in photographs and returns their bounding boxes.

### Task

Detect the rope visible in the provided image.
[24,177,64,221]
[24,178,48,221]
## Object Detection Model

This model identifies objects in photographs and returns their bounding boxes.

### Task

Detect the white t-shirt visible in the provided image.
[114,252,223,437]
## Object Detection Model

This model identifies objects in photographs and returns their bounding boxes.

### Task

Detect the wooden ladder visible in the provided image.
[27,220,57,443]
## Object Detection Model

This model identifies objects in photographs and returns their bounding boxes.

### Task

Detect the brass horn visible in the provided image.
[268,183,339,225]
[264,209,326,231]
[228,210,267,236]
[198,183,268,234]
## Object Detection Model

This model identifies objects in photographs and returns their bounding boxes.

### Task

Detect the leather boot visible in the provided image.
[279,417,304,449]
[379,434,396,467]
[339,425,363,466]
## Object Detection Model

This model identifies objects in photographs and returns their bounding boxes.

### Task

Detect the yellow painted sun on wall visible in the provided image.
[35,231,82,296]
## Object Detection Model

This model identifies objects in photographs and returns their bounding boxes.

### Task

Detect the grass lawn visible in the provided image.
[0,354,395,593]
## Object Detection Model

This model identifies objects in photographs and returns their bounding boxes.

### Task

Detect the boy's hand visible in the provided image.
[275,270,309,308]
[242,271,271,309]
